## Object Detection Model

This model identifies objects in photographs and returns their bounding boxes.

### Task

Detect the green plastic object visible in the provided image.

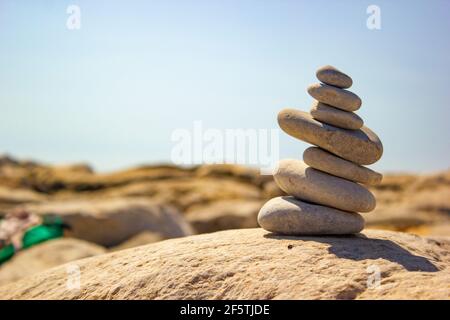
[22,224,64,249]
[0,215,64,264]
[0,244,15,264]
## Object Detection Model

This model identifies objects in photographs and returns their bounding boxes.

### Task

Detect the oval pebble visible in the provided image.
[278,109,383,165]
[307,83,361,111]
[273,159,376,212]
[310,101,363,130]
[303,147,383,186]
[316,65,353,89]
[257,196,364,235]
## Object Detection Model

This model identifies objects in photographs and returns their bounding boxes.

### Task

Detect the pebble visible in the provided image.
[303,147,383,186]
[257,65,382,236]
[278,109,383,165]
[273,159,376,213]
[257,196,364,235]
[307,83,361,111]
[310,100,363,130]
[316,65,353,89]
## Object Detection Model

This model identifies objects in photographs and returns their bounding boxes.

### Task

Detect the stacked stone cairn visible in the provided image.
[258,65,383,235]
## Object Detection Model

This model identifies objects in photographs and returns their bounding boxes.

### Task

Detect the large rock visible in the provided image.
[0,187,46,214]
[0,154,195,193]
[195,164,271,187]
[101,178,262,212]
[185,199,263,233]
[0,187,45,205]
[2,154,449,238]
[303,147,382,186]
[109,232,164,252]
[274,159,376,212]
[258,196,364,235]
[25,198,193,247]
[0,238,105,286]
[278,109,383,165]
[367,170,450,235]
[0,229,448,299]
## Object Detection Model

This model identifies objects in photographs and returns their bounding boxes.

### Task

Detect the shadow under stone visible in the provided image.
[264,232,439,272]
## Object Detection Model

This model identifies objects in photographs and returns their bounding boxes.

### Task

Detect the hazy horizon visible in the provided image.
[1,0,449,173]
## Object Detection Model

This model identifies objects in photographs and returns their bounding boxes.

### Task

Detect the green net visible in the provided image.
[0,215,64,264]
[22,224,64,249]
[0,244,15,265]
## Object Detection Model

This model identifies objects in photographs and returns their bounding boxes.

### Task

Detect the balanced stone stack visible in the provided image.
[258,65,383,235]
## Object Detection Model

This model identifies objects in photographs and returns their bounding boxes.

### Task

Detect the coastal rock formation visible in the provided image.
[1,155,449,237]
[0,229,448,300]
[25,198,193,246]
[0,238,105,286]
[185,199,263,234]
[109,231,165,252]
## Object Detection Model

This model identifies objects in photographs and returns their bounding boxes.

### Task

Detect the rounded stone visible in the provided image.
[273,159,376,212]
[257,196,364,235]
[278,109,383,165]
[310,101,363,130]
[316,65,353,89]
[303,147,383,186]
[307,83,361,111]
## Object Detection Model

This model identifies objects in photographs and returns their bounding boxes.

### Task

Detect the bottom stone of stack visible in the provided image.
[257,196,364,235]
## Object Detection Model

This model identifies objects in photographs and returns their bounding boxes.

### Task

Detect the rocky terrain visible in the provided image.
[0,154,449,290]
[0,238,105,286]
[1,155,448,235]
[0,229,448,299]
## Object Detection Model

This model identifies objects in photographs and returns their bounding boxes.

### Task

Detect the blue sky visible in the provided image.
[0,0,449,173]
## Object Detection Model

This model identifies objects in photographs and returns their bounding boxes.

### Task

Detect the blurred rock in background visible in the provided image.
[0,154,449,285]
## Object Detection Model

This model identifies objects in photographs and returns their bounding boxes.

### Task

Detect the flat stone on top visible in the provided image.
[316,65,353,89]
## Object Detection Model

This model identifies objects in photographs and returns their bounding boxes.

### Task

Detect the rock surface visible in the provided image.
[310,101,363,130]
[99,177,262,212]
[0,238,105,286]
[316,65,353,89]
[109,232,165,252]
[186,199,262,234]
[307,83,361,111]
[0,228,448,300]
[278,109,383,165]
[25,198,193,246]
[366,170,450,234]
[1,155,449,237]
[274,159,376,212]
[0,187,46,213]
[258,196,364,235]
[303,147,383,186]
